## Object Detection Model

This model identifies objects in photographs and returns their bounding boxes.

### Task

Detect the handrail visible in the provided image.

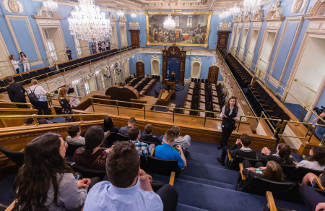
[0,47,134,89]
[0,101,33,107]
[89,97,222,116]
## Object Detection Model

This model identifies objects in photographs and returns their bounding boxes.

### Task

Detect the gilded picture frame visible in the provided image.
[146,11,212,48]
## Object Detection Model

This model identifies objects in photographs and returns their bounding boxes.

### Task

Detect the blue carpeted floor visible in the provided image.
[0,140,307,210]
[148,82,189,112]
[150,140,307,211]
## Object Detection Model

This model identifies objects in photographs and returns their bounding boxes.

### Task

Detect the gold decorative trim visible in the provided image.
[146,11,212,48]
[4,15,42,66]
[305,0,325,17]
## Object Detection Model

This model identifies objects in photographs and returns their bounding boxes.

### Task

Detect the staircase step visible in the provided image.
[174,179,266,211]
[178,175,235,189]
[182,162,238,185]
[177,203,209,211]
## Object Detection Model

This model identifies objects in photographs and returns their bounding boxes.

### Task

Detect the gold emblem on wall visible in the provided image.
[3,0,24,14]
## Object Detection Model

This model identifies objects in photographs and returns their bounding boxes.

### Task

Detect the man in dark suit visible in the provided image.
[140,124,161,146]
[5,76,27,108]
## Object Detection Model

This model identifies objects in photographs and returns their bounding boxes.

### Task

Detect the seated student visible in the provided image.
[302,171,325,187]
[103,116,120,147]
[297,146,325,171]
[244,160,285,182]
[140,124,161,146]
[104,116,119,135]
[119,117,136,136]
[128,126,150,157]
[65,124,85,146]
[155,129,187,169]
[218,134,256,165]
[14,133,90,210]
[299,184,325,211]
[83,142,178,211]
[171,126,191,150]
[260,143,294,166]
[74,126,111,170]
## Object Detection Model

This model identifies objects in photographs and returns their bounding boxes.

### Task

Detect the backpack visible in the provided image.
[28,86,39,107]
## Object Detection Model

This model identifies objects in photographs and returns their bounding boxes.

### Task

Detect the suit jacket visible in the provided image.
[7,82,26,103]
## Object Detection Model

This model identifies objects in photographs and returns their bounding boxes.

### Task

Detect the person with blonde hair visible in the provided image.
[245,160,285,182]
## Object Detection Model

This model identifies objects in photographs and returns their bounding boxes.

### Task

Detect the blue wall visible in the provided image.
[129,53,222,81]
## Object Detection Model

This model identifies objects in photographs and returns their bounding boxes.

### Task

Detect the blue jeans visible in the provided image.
[315,125,325,142]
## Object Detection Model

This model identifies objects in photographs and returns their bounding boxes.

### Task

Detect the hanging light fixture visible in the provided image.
[131,12,137,18]
[43,0,58,10]
[243,0,261,12]
[68,0,112,41]
[117,10,125,16]
[163,14,176,29]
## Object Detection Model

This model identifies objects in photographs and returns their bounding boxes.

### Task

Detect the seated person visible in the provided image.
[171,126,191,151]
[66,124,85,145]
[297,146,325,171]
[244,160,285,182]
[218,134,256,165]
[302,171,325,187]
[74,126,111,170]
[14,133,90,210]
[155,129,187,169]
[119,117,136,136]
[84,142,178,211]
[260,143,294,166]
[299,184,325,211]
[140,124,161,146]
[129,126,150,157]
[104,116,119,135]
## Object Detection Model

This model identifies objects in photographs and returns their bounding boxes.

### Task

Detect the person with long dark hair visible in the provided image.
[74,126,111,170]
[13,133,90,210]
[297,146,325,171]
[5,76,27,108]
[218,96,240,149]
[19,51,30,72]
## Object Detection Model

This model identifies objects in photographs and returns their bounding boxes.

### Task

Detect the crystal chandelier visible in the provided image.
[163,14,176,30]
[68,0,112,41]
[243,0,261,12]
[219,5,241,19]
[43,0,58,10]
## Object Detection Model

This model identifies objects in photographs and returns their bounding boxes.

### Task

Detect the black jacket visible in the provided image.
[140,134,161,146]
[7,82,26,103]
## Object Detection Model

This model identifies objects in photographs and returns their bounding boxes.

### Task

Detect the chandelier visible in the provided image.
[243,0,261,12]
[163,14,176,30]
[68,0,112,41]
[219,5,241,19]
[43,0,58,10]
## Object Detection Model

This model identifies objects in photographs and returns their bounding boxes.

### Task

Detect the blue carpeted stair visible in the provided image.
[159,140,308,211]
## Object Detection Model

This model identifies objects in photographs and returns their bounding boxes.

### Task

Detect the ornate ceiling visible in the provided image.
[95,0,243,10]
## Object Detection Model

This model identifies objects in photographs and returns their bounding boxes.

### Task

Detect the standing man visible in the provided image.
[65,47,72,60]
[5,76,27,108]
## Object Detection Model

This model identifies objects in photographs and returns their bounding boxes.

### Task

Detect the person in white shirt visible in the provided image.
[9,54,20,74]
[19,51,30,72]
[28,79,50,115]
[297,146,325,171]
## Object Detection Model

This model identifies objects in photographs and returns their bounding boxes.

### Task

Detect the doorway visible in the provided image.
[285,36,325,113]
[238,29,248,60]
[245,30,259,67]
[40,27,66,64]
[255,31,276,81]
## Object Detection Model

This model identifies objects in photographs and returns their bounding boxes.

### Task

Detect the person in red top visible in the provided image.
[73,126,111,170]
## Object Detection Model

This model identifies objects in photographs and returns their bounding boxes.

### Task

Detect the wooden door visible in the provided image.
[136,61,145,78]
[208,66,219,84]
[130,30,140,48]
[217,31,230,51]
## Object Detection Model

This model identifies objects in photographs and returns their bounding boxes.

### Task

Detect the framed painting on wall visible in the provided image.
[146,11,212,47]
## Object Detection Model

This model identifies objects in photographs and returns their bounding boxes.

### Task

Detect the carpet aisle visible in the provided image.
[166,140,307,211]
